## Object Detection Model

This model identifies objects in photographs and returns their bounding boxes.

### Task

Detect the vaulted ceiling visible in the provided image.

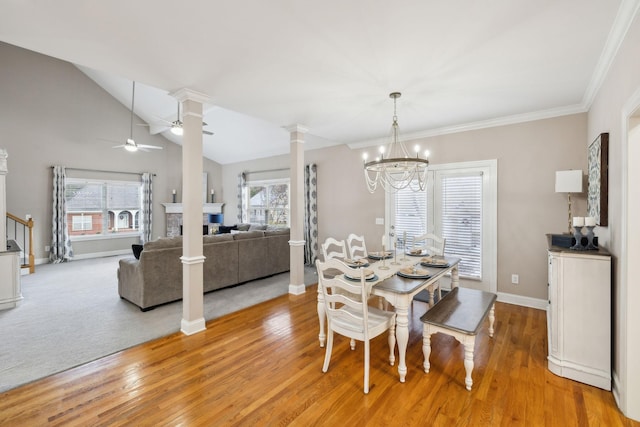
[1,1,635,164]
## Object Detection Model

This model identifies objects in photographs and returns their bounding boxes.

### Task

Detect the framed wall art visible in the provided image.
[587,132,609,226]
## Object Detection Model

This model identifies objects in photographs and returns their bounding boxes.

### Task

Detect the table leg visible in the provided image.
[488,303,495,338]
[395,304,409,382]
[317,286,326,347]
[422,327,432,373]
[451,265,460,289]
[463,336,476,391]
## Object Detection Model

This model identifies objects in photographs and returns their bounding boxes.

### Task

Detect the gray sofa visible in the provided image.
[118,229,290,310]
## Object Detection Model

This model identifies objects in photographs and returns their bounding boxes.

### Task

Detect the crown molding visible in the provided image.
[582,0,640,109]
[169,88,212,105]
[347,103,587,150]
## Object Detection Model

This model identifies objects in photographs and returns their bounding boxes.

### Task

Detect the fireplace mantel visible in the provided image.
[162,203,224,214]
[162,203,225,237]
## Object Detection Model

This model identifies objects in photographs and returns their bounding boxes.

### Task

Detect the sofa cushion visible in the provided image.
[144,236,182,250]
[203,234,234,244]
[233,230,265,240]
[265,228,290,237]
[236,223,251,231]
[249,224,268,231]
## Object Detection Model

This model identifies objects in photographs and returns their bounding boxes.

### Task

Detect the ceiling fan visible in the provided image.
[112,81,163,152]
[148,101,214,136]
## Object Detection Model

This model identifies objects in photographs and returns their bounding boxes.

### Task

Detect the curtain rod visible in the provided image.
[247,167,289,174]
[51,166,156,176]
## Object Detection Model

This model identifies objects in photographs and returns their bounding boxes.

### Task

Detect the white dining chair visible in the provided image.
[412,233,446,256]
[412,233,446,306]
[321,237,348,261]
[316,258,396,394]
[346,233,368,260]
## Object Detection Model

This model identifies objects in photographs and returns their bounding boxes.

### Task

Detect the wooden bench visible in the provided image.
[420,286,497,391]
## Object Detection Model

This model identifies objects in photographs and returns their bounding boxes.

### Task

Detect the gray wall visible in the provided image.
[0,42,222,261]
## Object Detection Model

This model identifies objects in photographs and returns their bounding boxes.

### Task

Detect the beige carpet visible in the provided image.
[0,256,317,393]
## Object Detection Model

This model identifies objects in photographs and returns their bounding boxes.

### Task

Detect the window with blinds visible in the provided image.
[394,187,427,250]
[392,171,483,280]
[440,173,482,280]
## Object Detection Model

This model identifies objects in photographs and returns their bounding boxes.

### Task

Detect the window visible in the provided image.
[65,178,142,240]
[71,215,93,231]
[245,179,290,226]
[388,160,496,292]
[437,173,482,279]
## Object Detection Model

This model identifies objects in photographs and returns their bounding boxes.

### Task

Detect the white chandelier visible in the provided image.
[363,92,430,193]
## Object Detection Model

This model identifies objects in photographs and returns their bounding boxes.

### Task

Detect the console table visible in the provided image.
[547,240,611,389]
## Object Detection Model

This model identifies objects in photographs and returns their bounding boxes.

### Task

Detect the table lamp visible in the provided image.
[555,170,583,233]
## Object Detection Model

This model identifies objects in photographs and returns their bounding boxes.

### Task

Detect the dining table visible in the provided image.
[316,251,461,383]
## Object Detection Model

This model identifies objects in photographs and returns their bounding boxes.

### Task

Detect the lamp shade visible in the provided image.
[208,213,223,224]
[555,170,583,193]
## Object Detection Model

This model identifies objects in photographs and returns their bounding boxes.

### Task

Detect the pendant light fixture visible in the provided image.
[363,92,429,193]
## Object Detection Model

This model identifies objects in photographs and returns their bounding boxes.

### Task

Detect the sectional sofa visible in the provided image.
[117,229,290,311]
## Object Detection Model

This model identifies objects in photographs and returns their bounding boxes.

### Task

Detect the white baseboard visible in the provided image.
[497,291,548,310]
[181,318,206,335]
[35,249,130,266]
[289,283,306,295]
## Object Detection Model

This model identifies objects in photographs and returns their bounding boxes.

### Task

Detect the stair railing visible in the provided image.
[6,213,35,273]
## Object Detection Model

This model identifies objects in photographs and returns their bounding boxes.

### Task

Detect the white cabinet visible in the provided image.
[547,246,611,389]
[0,240,23,310]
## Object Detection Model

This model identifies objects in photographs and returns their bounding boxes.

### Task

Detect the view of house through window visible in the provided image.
[65,179,142,239]
[245,179,290,226]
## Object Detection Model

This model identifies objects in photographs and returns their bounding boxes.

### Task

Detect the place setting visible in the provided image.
[343,258,370,268]
[343,268,378,282]
[420,256,450,268]
[396,265,432,279]
[406,248,429,257]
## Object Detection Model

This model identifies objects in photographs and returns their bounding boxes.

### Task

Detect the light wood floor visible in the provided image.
[1,285,637,426]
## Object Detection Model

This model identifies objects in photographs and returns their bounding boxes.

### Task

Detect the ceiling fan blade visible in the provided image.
[203,130,214,136]
[137,144,163,150]
[112,144,125,149]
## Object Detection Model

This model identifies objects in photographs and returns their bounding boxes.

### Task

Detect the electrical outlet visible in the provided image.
[511,274,519,285]
[45,245,50,252]
[375,218,384,225]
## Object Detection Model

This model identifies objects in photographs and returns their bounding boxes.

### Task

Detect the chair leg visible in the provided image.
[364,340,370,394]
[322,330,334,373]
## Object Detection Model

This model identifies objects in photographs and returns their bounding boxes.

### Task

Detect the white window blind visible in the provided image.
[394,187,427,249]
[440,173,482,279]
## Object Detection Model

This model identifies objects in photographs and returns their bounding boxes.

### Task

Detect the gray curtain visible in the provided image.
[50,165,73,263]
[304,163,318,265]
[237,172,247,224]
[141,172,153,243]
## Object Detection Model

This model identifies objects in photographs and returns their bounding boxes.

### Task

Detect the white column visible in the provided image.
[170,89,211,335]
[285,125,308,295]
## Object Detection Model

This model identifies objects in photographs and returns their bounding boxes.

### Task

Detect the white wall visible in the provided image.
[587,9,640,420]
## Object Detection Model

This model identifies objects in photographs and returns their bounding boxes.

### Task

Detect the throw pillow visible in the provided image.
[132,244,144,260]
[219,225,238,234]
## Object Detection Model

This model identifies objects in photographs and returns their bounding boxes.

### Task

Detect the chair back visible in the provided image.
[346,234,368,260]
[413,233,446,256]
[316,258,370,341]
[322,237,348,261]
